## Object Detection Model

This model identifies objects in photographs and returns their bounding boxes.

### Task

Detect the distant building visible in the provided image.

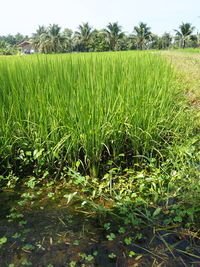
[17,41,35,54]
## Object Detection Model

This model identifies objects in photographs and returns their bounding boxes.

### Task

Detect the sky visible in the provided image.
[1,0,200,36]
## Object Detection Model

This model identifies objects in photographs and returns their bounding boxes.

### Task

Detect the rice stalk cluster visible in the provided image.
[0,51,189,174]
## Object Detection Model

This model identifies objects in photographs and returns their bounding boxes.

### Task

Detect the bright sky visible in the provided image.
[1,0,200,36]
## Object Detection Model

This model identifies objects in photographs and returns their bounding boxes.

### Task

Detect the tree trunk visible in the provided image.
[183,38,186,49]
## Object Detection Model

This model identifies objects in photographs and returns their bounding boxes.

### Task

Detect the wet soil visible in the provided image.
[0,190,200,267]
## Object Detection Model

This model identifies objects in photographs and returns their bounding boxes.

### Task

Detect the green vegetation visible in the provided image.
[171,47,200,53]
[0,51,191,176]
[0,50,199,266]
[174,22,195,49]
[1,21,200,55]
[0,33,27,55]
[133,22,152,50]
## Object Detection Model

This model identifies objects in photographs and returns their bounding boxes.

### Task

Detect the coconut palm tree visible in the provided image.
[47,24,63,53]
[150,32,172,49]
[104,22,124,51]
[174,22,195,48]
[32,24,64,53]
[31,25,47,51]
[35,25,47,36]
[160,32,172,49]
[37,33,52,54]
[89,29,110,52]
[61,28,73,52]
[133,22,152,50]
[74,22,93,52]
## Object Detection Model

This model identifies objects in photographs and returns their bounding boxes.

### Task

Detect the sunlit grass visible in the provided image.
[0,51,191,174]
[172,48,200,53]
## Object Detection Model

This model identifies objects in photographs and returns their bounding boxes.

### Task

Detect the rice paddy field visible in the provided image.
[0,51,199,266]
[0,52,192,175]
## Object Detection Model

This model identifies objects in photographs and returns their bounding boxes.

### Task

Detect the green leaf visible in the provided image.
[76,161,80,168]
[25,151,32,156]
[27,177,36,189]
[73,240,79,246]
[23,244,35,250]
[21,260,32,266]
[108,253,116,259]
[153,207,162,217]
[33,148,44,159]
[93,251,98,256]
[0,237,7,247]
[63,192,77,204]
[118,227,125,234]
[106,233,116,241]
[124,237,132,245]
[12,233,21,239]
[104,223,111,230]
[129,251,136,257]
[174,216,182,222]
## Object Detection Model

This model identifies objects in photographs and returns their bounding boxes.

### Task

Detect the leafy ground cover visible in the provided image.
[0,148,199,266]
[0,51,199,266]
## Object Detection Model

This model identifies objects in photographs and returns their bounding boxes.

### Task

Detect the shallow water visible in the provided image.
[0,190,200,267]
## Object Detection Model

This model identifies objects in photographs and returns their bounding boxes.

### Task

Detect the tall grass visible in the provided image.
[0,51,189,175]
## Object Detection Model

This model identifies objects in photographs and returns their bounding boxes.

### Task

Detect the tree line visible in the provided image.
[0,22,198,55]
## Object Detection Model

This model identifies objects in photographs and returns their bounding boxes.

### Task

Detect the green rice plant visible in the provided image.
[0,51,191,176]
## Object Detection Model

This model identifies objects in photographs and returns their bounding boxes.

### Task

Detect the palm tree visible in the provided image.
[174,22,195,48]
[37,33,52,54]
[35,25,47,36]
[47,24,63,53]
[89,29,110,52]
[104,22,124,51]
[133,22,152,50]
[151,32,172,49]
[31,25,47,52]
[62,28,73,52]
[196,32,200,47]
[161,32,172,49]
[33,24,64,53]
[74,22,93,52]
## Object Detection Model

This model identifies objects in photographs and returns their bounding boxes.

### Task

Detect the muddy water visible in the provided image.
[0,190,200,267]
[0,190,126,266]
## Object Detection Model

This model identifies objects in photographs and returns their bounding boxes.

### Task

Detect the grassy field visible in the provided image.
[0,51,192,176]
[172,48,200,53]
[161,50,200,109]
[0,51,199,266]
